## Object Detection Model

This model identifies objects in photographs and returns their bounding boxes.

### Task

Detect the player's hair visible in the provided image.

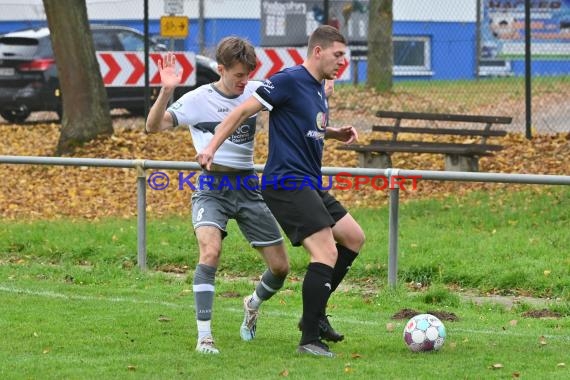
[307,25,346,55]
[216,36,257,71]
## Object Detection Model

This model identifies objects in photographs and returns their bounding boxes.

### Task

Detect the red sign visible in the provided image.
[97,52,195,87]
[251,47,351,81]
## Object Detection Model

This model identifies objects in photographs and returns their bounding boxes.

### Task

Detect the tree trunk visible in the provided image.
[367,0,393,92]
[43,0,113,155]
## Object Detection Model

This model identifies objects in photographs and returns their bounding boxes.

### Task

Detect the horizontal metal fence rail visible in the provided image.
[2,155,570,287]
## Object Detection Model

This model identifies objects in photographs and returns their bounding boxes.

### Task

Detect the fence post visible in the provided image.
[135,160,147,270]
[387,168,400,288]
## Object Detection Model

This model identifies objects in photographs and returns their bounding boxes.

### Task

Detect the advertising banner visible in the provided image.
[482,0,570,59]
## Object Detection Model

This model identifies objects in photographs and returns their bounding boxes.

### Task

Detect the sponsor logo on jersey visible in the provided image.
[229,122,255,145]
[306,130,325,140]
[261,79,274,94]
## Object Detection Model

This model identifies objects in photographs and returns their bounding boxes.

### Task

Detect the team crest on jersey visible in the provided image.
[315,112,327,132]
[170,101,182,110]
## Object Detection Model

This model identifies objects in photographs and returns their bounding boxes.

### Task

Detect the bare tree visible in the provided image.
[43,0,113,155]
[367,0,393,92]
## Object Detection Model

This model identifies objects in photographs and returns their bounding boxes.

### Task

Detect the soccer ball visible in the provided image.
[403,314,446,352]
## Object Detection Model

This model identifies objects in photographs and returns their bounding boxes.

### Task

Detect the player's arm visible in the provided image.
[324,79,334,98]
[145,87,175,133]
[324,81,354,142]
[325,125,358,144]
[196,96,264,170]
[145,53,181,133]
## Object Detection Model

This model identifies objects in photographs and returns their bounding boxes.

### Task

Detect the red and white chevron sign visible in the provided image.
[96,52,196,87]
[250,47,351,81]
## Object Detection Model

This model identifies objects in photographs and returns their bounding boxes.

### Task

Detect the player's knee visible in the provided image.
[355,229,366,250]
[198,248,221,265]
[270,260,290,278]
[316,248,337,267]
[263,244,290,277]
[348,226,366,252]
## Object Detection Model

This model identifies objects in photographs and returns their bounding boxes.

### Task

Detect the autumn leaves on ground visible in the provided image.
[1,112,568,221]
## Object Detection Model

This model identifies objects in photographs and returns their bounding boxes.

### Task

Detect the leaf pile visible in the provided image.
[1,113,569,220]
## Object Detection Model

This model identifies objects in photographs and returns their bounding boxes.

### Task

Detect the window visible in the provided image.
[0,37,43,58]
[92,31,119,51]
[393,36,432,76]
[478,59,513,77]
[116,30,145,51]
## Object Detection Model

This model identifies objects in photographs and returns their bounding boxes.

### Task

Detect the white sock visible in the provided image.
[197,320,212,341]
[248,291,263,310]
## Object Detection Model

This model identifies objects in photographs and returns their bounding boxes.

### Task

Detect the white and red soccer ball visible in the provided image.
[403,314,446,352]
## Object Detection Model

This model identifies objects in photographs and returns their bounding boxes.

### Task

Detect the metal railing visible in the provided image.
[2,155,570,287]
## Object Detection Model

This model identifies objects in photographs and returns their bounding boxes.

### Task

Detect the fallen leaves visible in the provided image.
[1,111,570,220]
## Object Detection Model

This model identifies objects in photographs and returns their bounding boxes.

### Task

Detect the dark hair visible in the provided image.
[308,25,347,52]
[215,36,257,71]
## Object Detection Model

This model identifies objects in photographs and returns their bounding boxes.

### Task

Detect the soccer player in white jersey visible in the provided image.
[145,37,289,355]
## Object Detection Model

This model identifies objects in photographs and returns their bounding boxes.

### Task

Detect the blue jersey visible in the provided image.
[253,65,328,188]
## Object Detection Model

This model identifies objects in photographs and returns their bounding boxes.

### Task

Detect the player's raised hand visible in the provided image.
[158,53,183,89]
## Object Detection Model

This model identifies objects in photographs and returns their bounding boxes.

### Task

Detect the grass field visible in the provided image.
[1,186,569,379]
[1,53,569,379]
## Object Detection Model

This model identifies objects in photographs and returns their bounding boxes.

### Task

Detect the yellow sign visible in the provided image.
[160,16,189,38]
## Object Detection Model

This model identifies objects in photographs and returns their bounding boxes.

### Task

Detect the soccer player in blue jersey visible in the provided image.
[145,37,290,354]
[198,25,365,357]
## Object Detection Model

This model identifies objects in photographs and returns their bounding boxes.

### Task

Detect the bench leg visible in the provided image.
[359,152,392,168]
[445,154,478,172]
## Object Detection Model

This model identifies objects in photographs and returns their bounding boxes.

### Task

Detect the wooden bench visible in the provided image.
[338,110,512,172]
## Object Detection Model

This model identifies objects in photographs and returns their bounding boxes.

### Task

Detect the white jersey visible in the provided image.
[167,81,261,169]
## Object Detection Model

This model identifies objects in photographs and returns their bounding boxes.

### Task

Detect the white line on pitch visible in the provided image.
[2,285,569,342]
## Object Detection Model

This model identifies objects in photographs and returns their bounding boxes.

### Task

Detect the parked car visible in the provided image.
[0,24,220,123]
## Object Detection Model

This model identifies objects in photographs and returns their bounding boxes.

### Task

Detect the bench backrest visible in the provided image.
[376,111,513,125]
[374,110,511,143]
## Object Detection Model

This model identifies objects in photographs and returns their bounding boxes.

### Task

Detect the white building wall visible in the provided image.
[0,0,476,21]
[394,0,477,22]
[0,0,261,20]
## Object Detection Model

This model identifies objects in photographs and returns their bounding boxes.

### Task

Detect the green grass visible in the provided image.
[335,75,570,110]
[2,186,568,297]
[1,187,570,379]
